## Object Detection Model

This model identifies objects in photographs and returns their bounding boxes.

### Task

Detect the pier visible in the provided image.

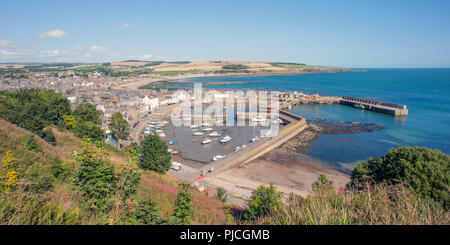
[203,110,307,176]
[339,96,408,116]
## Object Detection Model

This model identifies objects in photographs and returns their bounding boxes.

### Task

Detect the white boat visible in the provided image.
[234,146,240,151]
[250,137,258,143]
[158,133,166,138]
[202,138,212,145]
[213,155,225,161]
[190,125,199,129]
[220,136,232,144]
[202,122,210,127]
[208,132,221,137]
[193,132,204,136]
[203,127,213,131]
[155,130,163,133]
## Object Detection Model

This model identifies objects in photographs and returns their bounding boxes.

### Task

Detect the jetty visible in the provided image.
[202,110,307,176]
[339,96,408,116]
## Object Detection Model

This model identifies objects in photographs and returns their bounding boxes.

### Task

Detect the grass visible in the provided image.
[254,183,449,225]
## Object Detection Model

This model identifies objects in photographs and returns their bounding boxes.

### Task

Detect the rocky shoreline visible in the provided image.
[280,119,385,154]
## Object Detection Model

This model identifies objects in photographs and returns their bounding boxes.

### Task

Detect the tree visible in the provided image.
[108,112,130,140]
[172,183,193,225]
[349,146,450,210]
[72,120,104,142]
[248,184,282,219]
[138,134,171,173]
[73,103,102,125]
[0,89,71,144]
[73,138,117,211]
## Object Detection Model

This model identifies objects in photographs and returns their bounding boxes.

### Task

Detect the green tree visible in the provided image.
[73,138,117,211]
[108,112,130,140]
[73,103,102,125]
[172,183,193,225]
[138,134,171,173]
[349,146,450,210]
[248,184,282,219]
[73,120,104,142]
[0,89,71,144]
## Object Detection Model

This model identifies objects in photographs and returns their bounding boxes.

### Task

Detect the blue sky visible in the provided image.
[0,0,449,67]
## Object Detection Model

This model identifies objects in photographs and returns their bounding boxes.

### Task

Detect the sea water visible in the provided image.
[175,69,450,170]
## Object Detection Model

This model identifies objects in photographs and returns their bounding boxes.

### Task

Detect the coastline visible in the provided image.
[117,68,364,90]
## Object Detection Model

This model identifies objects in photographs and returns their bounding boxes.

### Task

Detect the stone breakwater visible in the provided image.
[280,124,323,153]
[280,119,385,153]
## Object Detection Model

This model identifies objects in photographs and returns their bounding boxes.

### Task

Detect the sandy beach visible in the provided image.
[204,149,349,201]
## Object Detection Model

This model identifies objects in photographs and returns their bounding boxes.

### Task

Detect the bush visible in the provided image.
[41,129,56,145]
[349,146,450,209]
[73,138,117,211]
[129,199,168,225]
[248,184,282,219]
[172,183,193,225]
[215,187,228,203]
[0,150,18,194]
[138,134,171,173]
[50,158,72,181]
[23,135,40,152]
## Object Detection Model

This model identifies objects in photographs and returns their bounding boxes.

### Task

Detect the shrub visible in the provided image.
[0,150,18,194]
[129,199,168,225]
[248,184,282,219]
[24,135,40,152]
[172,183,193,225]
[50,158,72,181]
[73,138,117,211]
[349,146,450,209]
[215,187,228,203]
[41,129,56,145]
[117,163,141,202]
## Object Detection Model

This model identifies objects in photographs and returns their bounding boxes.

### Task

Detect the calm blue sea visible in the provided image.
[177,69,450,170]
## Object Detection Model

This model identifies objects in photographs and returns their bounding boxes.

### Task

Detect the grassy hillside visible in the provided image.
[0,119,226,224]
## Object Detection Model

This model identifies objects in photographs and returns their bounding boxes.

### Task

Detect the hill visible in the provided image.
[0,119,227,224]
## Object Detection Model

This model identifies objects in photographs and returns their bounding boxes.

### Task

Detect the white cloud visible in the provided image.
[122,23,131,28]
[90,45,106,53]
[40,29,68,39]
[0,40,16,48]
[0,49,33,57]
[138,54,153,60]
[72,45,86,51]
[41,50,61,57]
